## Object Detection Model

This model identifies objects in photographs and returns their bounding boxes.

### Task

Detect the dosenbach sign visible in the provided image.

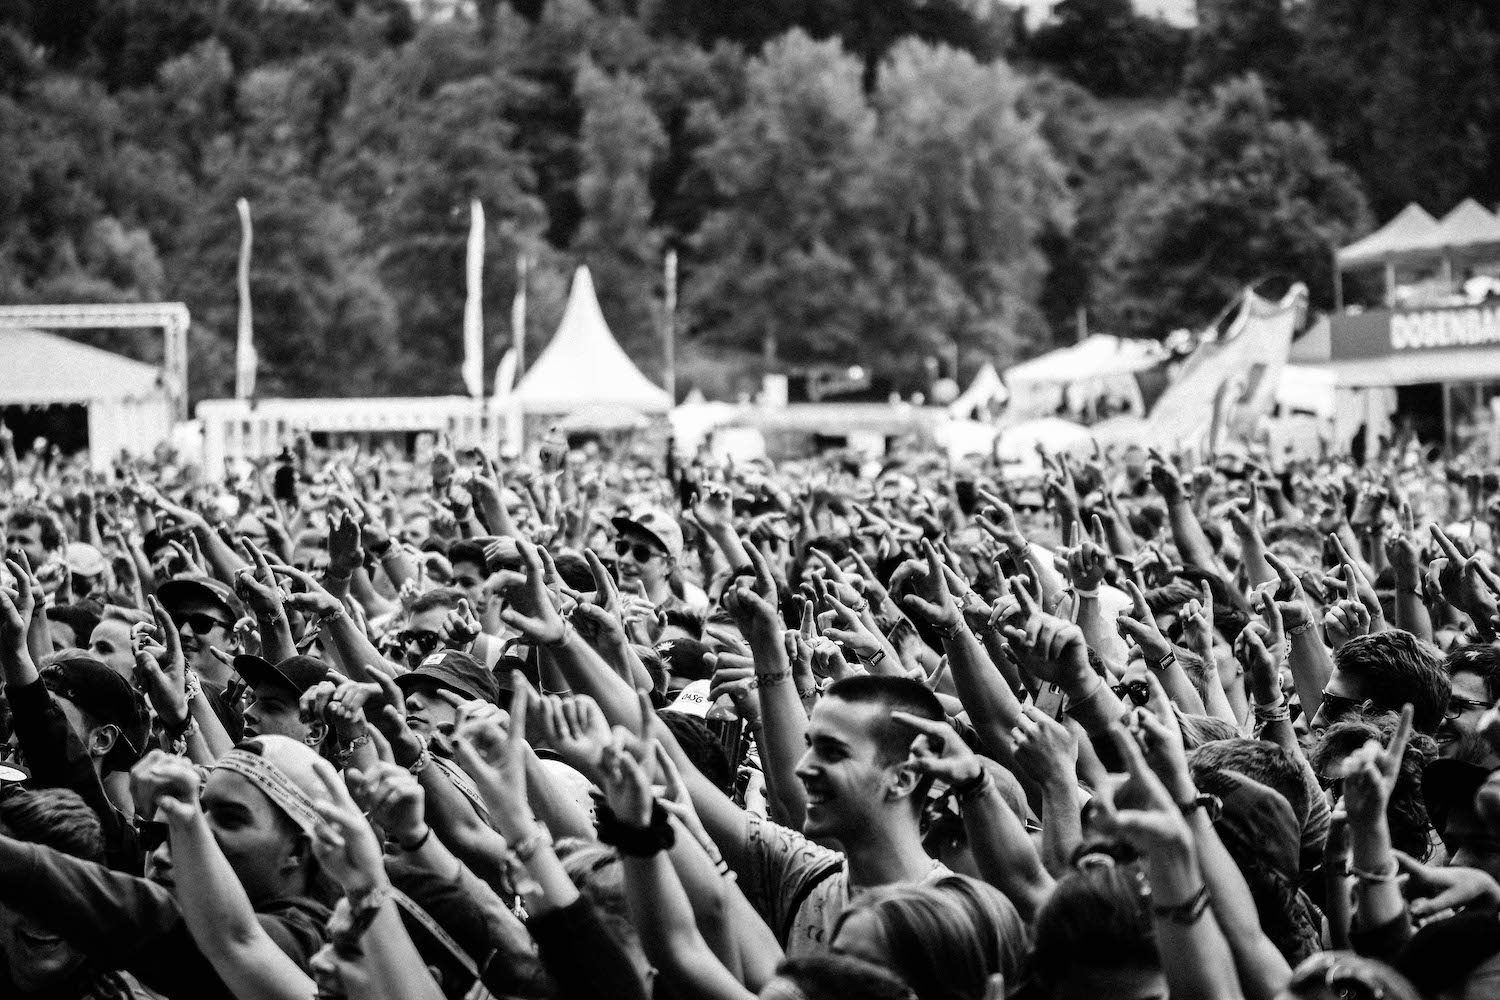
[1330,302,1500,361]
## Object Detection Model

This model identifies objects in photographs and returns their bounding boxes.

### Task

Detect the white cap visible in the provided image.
[663,679,713,718]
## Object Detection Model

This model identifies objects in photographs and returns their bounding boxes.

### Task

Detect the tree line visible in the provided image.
[0,0,1493,402]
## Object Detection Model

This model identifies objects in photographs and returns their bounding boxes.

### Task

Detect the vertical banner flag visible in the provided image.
[235,198,257,399]
[462,199,485,398]
[663,249,678,401]
[512,254,529,374]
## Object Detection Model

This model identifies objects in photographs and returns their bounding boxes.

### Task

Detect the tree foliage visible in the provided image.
[0,0,1495,401]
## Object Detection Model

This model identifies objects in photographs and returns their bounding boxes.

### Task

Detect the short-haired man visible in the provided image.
[1440,645,1500,761]
[1312,631,1451,735]
[234,655,330,742]
[672,674,954,956]
[5,507,63,571]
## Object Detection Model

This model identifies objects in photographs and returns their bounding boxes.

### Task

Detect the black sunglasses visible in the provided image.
[136,820,171,853]
[1111,680,1151,707]
[615,539,663,562]
[1316,690,1365,725]
[182,613,232,635]
[398,630,443,654]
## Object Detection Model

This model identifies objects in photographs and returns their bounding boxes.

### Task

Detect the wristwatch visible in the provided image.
[1178,792,1222,822]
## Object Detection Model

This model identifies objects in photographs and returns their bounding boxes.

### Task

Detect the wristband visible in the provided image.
[1146,650,1176,673]
[595,800,676,857]
[407,748,432,776]
[857,648,886,668]
[1286,620,1316,638]
[940,618,967,642]
[1072,586,1100,600]
[1351,859,1399,883]
[950,770,990,803]
[397,825,432,853]
[1151,883,1210,924]
[510,824,554,864]
[336,734,371,766]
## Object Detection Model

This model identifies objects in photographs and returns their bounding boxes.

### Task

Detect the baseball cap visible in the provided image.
[233,654,330,696]
[395,649,500,704]
[612,509,684,562]
[41,654,150,771]
[663,678,713,719]
[213,735,333,835]
[65,542,108,579]
[157,576,246,626]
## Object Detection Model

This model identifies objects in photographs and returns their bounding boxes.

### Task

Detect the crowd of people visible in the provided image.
[3,424,1500,1000]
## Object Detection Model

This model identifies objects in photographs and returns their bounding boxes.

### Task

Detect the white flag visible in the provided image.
[461,199,485,398]
[235,198,257,399]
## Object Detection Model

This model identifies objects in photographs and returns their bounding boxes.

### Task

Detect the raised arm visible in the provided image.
[131,751,312,1000]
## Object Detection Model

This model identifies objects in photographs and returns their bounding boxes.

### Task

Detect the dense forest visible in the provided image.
[2,0,1498,402]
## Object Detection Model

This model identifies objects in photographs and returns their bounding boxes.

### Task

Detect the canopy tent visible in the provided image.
[1336,203,1440,268]
[1002,335,1164,420]
[510,266,672,415]
[0,328,173,466]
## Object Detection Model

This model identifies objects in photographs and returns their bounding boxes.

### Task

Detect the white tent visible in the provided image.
[947,362,1007,420]
[0,328,172,466]
[1003,335,1164,420]
[512,266,672,416]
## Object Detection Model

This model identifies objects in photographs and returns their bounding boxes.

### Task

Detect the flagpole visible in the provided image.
[462,199,485,398]
[235,198,256,399]
[663,249,677,402]
[512,255,529,374]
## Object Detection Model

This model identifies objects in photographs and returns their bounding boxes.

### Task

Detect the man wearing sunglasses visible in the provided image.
[1309,631,1450,737]
[156,578,245,694]
[611,509,689,612]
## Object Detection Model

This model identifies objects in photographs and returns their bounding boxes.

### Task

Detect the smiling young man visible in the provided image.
[672,674,952,957]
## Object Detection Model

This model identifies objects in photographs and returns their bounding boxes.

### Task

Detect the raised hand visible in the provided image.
[536,693,613,781]
[129,749,204,824]
[1010,704,1079,789]
[135,595,190,730]
[450,672,533,837]
[327,509,365,580]
[892,710,981,787]
[494,539,566,645]
[1339,704,1414,828]
[1115,579,1172,665]
[998,583,1090,688]
[234,538,284,617]
[0,553,36,658]
[440,598,482,650]
[311,759,388,898]
[346,762,427,849]
[901,539,961,632]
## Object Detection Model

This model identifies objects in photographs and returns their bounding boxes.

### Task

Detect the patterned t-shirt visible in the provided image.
[736,812,952,958]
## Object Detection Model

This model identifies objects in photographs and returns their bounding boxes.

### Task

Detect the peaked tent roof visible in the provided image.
[1337,203,1439,267]
[1408,198,1500,253]
[0,328,164,406]
[512,266,672,413]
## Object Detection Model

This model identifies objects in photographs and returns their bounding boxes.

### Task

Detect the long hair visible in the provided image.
[832,882,997,1000]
